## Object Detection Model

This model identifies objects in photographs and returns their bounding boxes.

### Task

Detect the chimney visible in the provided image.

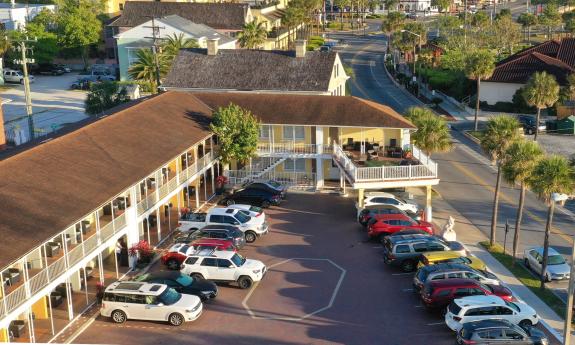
[295,39,306,58]
[207,38,219,56]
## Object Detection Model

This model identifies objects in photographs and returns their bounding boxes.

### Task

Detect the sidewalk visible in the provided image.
[408,187,566,343]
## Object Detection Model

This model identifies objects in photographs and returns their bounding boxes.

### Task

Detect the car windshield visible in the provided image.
[175,274,194,287]
[234,212,251,223]
[459,257,472,264]
[479,283,493,293]
[159,288,181,305]
[231,253,246,266]
[178,245,189,254]
[249,206,262,213]
[238,210,251,217]
[267,181,281,188]
[505,300,520,312]
[548,255,566,265]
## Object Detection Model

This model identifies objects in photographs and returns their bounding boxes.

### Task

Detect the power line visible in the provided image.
[8,35,37,140]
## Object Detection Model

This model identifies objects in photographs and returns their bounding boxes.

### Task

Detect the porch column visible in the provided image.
[210,166,215,195]
[70,271,82,291]
[316,158,324,189]
[125,187,140,247]
[203,172,208,202]
[195,183,200,210]
[155,208,161,242]
[97,252,104,285]
[425,185,432,222]
[342,175,347,195]
[315,126,324,154]
[358,188,365,208]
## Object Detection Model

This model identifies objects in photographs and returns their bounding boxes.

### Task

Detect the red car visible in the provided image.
[161,240,236,269]
[420,278,515,310]
[367,214,435,240]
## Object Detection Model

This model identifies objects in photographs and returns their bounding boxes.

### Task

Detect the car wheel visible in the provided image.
[528,128,533,135]
[545,273,551,282]
[401,260,416,272]
[237,276,253,289]
[261,200,271,208]
[191,273,204,280]
[519,320,532,328]
[168,313,184,326]
[378,234,387,244]
[225,199,235,206]
[166,259,180,270]
[111,310,127,324]
[524,258,530,269]
[245,231,257,243]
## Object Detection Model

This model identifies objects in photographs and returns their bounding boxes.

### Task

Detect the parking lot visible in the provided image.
[73,192,467,345]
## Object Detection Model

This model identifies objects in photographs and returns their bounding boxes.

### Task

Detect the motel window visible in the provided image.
[259,125,271,139]
[284,158,305,171]
[283,126,305,140]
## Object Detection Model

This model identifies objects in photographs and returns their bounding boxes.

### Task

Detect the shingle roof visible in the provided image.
[0,91,412,269]
[487,38,575,84]
[109,1,249,30]
[162,49,338,93]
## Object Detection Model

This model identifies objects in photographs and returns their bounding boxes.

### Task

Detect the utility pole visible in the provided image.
[10,36,36,141]
[144,16,164,93]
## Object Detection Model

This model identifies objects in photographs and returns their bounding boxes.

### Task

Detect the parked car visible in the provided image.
[420,278,514,310]
[367,213,435,241]
[523,246,570,282]
[226,204,266,222]
[358,204,420,226]
[4,69,34,84]
[134,271,218,301]
[456,319,549,345]
[173,225,245,249]
[55,64,72,73]
[70,77,92,90]
[319,45,332,52]
[445,295,539,332]
[176,208,268,243]
[161,241,236,270]
[382,235,467,272]
[221,188,281,208]
[101,281,203,326]
[242,180,287,199]
[389,229,430,237]
[418,251,487,271]
[518,115,546,135]
[180,250,266,289]
[34,63,65,76]
[413,263,500,292]
[357,192,419,217]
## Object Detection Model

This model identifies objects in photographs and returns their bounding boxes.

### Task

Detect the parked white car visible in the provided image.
[356,192,419,217]
[177,207,268,243]
[225,204,266,222]
[524,246,570,281]
[445,295,539,332]
[101,281,203,326]
[3,69,34,84]
[180,250,266,289]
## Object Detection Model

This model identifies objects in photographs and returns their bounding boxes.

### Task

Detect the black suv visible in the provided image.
[518,115,546,135]
[174,225,246,249]
[221,188,281,208]
[358,204,420,226]
[456,319,548,345]
[34,63,65,76]
[134,271,218,301]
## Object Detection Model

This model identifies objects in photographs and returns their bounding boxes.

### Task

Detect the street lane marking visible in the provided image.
[426,322,445,326]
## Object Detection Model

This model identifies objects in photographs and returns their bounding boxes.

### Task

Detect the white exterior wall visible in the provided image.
[480,82,524,105]
[328,54,350,96]
[0,5,55,30]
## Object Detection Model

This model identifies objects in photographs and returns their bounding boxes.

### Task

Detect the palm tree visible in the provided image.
[282,6,305,48]
[501,140,544,265]
[381,11,404,53]
[480,115,521,247]
[464,49,496,131]
[237,20,268,49]
[404,107,452,157]
[335,0,351,30]
[161,33,198,62]
[522,71,560,142]
[128,48,169,94]
[529,155,574,289]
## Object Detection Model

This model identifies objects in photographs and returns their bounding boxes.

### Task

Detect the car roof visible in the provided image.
[105,281,167,295]
[454,295,504,307]
[421,262,472,273]
[191,250,236,259]
[462,319,515,331]
[191,238,232,245]
[427,278,481,288]
[387,234,438,245]
[373,213,411,220]
[209,208,241,216]
[529,246,559,256]
[363,204,402,210]
[364,192,395,199]
[136,271,182,281]
[422,251,462,260]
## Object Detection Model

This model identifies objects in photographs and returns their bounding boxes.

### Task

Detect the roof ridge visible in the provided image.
[531,51,575,71]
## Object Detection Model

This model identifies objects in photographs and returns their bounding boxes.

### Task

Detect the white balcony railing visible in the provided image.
[256,143,326,156]
[332,144,438,184]
[226,170,316,189]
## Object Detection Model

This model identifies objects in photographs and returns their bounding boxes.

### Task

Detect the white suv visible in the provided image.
[180,250,266,289]
[101,281,202,326]
[445,295,539,332]
[357,192,419,216]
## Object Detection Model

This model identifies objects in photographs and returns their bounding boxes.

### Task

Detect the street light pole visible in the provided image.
[401,29,422,96]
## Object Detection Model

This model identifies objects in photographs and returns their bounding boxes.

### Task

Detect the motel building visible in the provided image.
[0,92,439,342]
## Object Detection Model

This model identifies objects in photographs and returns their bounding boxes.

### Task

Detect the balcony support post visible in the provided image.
[358,188,365,208]
[316,157,324,189]
[425,185,433,222]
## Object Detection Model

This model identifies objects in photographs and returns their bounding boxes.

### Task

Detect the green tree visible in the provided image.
[470,11,490,28]
[436,15,462,37]
[404,107,452,157]
[432,0,452,15]
[561,74,575,101]
[128,48,169,94]
[25,22,58,64]
[529,155,574,289]
[29,8,56,30]
[85,81,130,115]
[282,6,305,46]
[492,15,522,56]
[480,115,521,247]
[539,3,562,39]
[517,13,538,43]
[381,11,404,52]
[383,0,398,13]
[495,8,511,20]
[161,33,198,63]
[522,71,560,141]
[565,16,575,35]
[57,0,103,69]
[464,49,496,131]
[335,0,351,29]
[210,104,260,164]
[237,20,268,49]
[502,140,544,265]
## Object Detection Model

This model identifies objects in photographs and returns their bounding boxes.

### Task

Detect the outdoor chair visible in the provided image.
[9,320,26,338]
[50,291,63,308]
[2,268,20,286]
[45,242,60,257]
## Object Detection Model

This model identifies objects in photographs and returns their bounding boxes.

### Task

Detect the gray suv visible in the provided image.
[456,319,548,345]
[382,235,466,272]
[413,263,500,292]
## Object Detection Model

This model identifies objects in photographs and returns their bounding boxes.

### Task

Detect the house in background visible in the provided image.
[0,2,55,30]
[481,38,575,105]
[161,40,349,96]
[115,15,236,81]
[247,0,302,50]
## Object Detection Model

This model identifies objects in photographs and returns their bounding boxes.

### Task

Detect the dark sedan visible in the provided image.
[221,188,281,208]
[134,271,218,301]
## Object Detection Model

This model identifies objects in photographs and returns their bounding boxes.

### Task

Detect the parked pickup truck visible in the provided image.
[177,208,269,243]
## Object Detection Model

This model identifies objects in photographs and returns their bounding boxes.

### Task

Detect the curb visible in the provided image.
[380,58,426,107]
[461,130,481,144]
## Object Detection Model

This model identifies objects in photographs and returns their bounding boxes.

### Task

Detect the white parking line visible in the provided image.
[402,288,414,292]
[392,273,412,276]
[414,305,424,308]
[426,322,445,326]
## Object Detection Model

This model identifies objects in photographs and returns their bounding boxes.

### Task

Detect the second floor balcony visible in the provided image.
[256,142,331,157]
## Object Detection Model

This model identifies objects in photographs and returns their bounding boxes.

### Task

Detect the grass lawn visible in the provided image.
[480,241,566,318]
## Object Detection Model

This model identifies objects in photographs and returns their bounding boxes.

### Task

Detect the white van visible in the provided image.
[101,281,202,326]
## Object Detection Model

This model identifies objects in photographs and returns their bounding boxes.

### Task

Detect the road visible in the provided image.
[329,23,575,301]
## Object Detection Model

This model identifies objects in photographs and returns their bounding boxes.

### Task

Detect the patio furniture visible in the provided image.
[2,268,21,286]
[50,291,63,308]
[80,267,94,280]
[55,283,71,297]
[55,234,71,247]
[386,146,403,158]
[9,320,26,338]
[368,150,378,160]
[114,197,126,210]
[45,242,61,257]
[147,178,156,189]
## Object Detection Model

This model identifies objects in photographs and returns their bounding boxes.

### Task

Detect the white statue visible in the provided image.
[441,216,456,242]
